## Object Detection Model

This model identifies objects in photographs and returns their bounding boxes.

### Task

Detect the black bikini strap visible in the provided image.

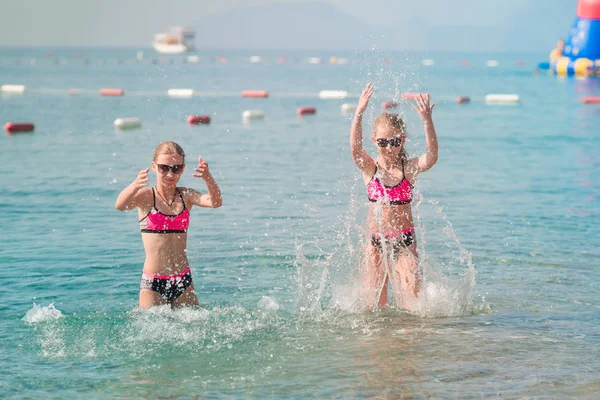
[151,187,156,209]
[372,162,379,179]
[177,188,187,209]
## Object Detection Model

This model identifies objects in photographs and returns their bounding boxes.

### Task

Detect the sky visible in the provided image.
[0,0,577,52]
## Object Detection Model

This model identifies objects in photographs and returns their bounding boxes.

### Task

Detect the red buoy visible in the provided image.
[456,96,471,104]
[99,88,124,96]
[382,101,398,109]
[460,60,470,66]
[297,107,316,115]
[5,122,34,133]
[242,90,269,98]
[582,96,600,104]
[187,115,211,125]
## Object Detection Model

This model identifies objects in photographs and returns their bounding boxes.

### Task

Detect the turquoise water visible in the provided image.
[1,48,599,398]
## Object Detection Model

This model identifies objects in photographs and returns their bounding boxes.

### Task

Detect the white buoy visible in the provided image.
[249,56,262,63]
[1,84,26,93]
[484,94,520,104]
[186,55,199,63]
[307,57,321,64]
[486,60,499,67]
[136,51,144,61]
[114,118,142,130]
[242,110,264,121]
[319,90,348,99]
[167,88,195,97]
[422,59,434,66]
[341,103,357,114]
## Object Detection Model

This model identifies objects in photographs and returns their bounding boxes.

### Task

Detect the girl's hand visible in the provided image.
[412,93,435,122]
[193,157,211,180]
[356,83,374,116]
[132,168,149,191]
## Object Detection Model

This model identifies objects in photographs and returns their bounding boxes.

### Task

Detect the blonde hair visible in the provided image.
[373,113,408,165]
[153,141,185,163]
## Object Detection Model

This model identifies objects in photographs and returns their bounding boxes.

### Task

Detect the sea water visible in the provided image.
[1,48,599,398]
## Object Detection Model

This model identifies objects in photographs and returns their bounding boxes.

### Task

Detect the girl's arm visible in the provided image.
[115,168,150,210]
[410,93,438,174]
[187,158,223,208]
[350,83,376,174]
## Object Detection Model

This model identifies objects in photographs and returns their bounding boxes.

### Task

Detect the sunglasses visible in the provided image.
[157,164,185,174]
[376,138,403,147]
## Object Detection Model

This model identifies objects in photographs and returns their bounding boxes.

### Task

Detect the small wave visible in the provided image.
[257,296,280,312]
[22,303,64,324]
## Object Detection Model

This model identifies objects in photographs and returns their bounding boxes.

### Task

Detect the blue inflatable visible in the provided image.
[549,0,600,77]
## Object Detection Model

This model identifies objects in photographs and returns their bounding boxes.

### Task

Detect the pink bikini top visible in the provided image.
[139,188,190,234]
[367,161,413,205]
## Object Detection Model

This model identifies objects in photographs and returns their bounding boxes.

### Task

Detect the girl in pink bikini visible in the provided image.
[115,141,222,309]
[350,83,439,310]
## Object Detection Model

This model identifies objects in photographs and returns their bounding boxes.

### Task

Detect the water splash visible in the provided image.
[295,190,481,318]
[22,303,63,323]
[20,303,284,360]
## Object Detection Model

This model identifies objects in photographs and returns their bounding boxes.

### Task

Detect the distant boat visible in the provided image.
[152,27,195,54]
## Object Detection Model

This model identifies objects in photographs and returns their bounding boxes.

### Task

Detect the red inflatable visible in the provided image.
[577,0,600,19]
[187,115,211,124]
[100,88,124,96]
[297,107,316,115]
[5,122,34,133]
[242,90,269,98]
[582,96,600,103]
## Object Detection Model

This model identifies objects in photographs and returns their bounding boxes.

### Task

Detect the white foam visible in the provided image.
[257,296,280,312]
[22,303,63,323]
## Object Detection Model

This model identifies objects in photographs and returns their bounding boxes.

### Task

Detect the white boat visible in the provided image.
[152,27,195,54]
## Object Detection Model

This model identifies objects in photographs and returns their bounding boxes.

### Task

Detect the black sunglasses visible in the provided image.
[157,164,185,174]
[376,138,402,147]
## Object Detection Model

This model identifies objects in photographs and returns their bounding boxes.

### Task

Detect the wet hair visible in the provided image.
[373,113,408,165]
[153,141,185,163]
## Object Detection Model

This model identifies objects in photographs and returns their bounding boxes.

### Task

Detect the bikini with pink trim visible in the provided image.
[367,160,416,249]
[138,188,193,300]
[371,227,415,250]
[367,160,413,205]
[140,267,193,302]
[139,188,189,234]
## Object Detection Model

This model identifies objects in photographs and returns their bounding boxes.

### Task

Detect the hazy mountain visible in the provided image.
[192,0,575,52]
[193,1,392,50]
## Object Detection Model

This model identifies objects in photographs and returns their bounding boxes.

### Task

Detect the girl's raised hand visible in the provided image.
[132,168,149,191]
[193,157,211,179]
[411,93,435,121]
[356,83,374,116]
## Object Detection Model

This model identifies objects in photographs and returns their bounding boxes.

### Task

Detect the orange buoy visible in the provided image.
[99,88,124,96]
[68,89,79,95]
[456,96,471,104]
[460,60,470,66]
[382,101,398,109]
[297,107,316,115]
[187,115,211,125]
[242,90,269,98]
[5,122,34,133]
[582,96,600,104]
